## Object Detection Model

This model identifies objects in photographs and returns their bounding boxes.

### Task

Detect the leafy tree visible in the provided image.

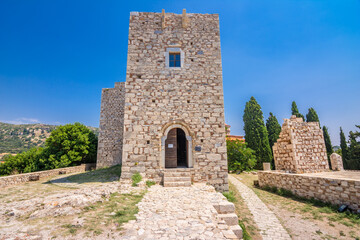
[243,97,272,169]
[266,112,281,167]
[291,101,305,121]
[226,140,257,172]
[340,127,349,169]
[348,126,360,170]
[306,107,320,125]
[0,123,98,176]
[0,148,43,176]
[39,123,98,170]
[322,126,333,166]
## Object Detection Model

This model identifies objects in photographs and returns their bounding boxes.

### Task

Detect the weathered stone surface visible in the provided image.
[96,83,125,168]
[273,115,329,173]
[263,162,271,171]
[330,153,344,171]
[97,10,228,192]
[121,184,239,239]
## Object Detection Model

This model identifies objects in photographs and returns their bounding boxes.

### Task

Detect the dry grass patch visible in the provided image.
[232,173,360,240]
[228,182,261,240]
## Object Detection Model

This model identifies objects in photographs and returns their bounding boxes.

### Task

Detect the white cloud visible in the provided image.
[1,118,40,125]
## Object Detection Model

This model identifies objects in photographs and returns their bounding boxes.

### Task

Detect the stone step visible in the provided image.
[218,213,239,226]
[213,202,235,214]
[163,181,191,187]
[230,225,243,239]
[163,172,191,177]
[163,176,191,182]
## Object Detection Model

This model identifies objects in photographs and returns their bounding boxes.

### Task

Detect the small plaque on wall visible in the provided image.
[168,144,173,148]
[195,146,201,152]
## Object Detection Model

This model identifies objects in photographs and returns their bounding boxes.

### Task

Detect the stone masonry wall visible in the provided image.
[0,164,94,188]
[121,11,228,191]
[258,171,360,211]
[273,115,329,173]
[97,82,125,168]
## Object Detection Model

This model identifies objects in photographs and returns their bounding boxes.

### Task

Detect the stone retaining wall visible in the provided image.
[258,171,360,211]
[0,164,95,188]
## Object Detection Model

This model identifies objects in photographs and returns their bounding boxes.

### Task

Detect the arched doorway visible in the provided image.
[165,128,188,168]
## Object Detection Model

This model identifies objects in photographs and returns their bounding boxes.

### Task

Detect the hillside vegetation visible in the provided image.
[0,122,99,155]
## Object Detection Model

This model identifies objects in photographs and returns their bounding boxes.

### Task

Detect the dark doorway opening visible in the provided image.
[177,128,187,167]
[165,128,188,168]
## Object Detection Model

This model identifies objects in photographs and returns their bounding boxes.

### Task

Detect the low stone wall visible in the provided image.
[0,164,95,188]
[258,171,360,211]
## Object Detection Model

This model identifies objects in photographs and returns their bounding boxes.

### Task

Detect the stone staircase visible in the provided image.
[213,202,243,239]
[163,169,191,187]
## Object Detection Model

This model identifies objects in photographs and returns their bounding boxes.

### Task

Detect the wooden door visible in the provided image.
[165,128,177,168]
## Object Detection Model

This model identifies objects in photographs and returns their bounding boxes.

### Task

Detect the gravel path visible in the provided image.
[120,184,238,240]
[229,175,291,240]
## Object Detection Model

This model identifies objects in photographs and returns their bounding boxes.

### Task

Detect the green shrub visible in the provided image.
[0,147,43,176]
[222,191,236,203]
[238,221,251,240]
[146,180,155,187]
[226,140,256,172]
[0,123,98,176]
[131,172,142,187]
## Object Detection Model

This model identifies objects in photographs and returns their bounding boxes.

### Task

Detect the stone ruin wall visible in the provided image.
[273,115,329,173]
[258,171,360,211]
[0,164,94,188]
[96,82,125,168]
[120,11,228,191]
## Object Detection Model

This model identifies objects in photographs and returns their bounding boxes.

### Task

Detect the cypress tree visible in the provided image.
[266,112,281,149]
[348,126,360,170]
[340,127,349,169]
[306,107,320,125]
[322,126,333,164]
[243,97,272,169]
[291,101,305,121]
[266,112,282,168]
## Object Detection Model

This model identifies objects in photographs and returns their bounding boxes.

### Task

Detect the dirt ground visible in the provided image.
[0,166,145,240]
[232,173,360,240]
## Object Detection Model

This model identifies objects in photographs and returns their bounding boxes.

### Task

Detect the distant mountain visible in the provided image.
[0,122,99,155]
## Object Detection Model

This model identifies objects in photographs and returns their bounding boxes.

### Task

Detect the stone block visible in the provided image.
[230,224,243,239]
[218,213,238,226]
[330,153,344,171]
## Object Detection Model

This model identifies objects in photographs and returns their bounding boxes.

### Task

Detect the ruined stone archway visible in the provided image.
[161,122,193,168]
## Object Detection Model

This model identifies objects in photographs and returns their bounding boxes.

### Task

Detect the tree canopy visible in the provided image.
[340,127,349,169]
[243,97,272,169]
[226,140,257,172]
[322,126,333,165]
[291,101,305,121]
[266,112,281,149]
[348,126,360,170]
[306,107,320,125]
[0,123,97,176]
[266,112,281,167]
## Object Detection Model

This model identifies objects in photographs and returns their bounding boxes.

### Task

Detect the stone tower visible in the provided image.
[97,10,228,191]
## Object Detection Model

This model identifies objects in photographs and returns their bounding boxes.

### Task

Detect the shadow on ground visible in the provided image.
[43,164,122,185]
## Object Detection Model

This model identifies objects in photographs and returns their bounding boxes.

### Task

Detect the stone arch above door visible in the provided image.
[160,122,193,168]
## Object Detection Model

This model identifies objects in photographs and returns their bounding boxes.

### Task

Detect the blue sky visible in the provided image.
[0,0,359,145]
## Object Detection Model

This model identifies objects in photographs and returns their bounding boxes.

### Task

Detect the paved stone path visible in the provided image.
[121,184,238,240]
[229,175,292,240]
